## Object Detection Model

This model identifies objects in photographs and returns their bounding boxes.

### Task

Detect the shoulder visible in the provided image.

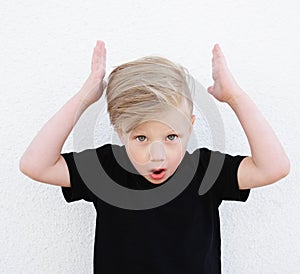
[188,147,246,180]
[190,146,243,164]
[66,144,124,172]
[190,147,250,201]
[95,143,129,173]
[95,143,125,160]
[187,147,216,168]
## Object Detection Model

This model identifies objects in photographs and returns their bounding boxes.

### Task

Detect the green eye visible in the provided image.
[136,135,146,142]
[167,134,178,141]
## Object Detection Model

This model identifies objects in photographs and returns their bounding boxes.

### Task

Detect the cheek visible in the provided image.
[127,143,149,164]
[166,143,185,162]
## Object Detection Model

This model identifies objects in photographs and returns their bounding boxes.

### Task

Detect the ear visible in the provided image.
[191,115,196,126]
[189,115,196,134]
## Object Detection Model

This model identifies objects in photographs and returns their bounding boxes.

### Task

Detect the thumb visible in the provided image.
[102,79,107,90]
[207,86,214,94]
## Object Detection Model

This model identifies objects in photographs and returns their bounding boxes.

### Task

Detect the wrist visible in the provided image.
[77,75,102,107]
[74,90,92,111]
[226,88,246,108]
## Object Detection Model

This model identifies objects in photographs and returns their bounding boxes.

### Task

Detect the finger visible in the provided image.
[212,44,225,62]
[99,45,107,71]
[98,42,106,71]
[91,41,106,73]
[91,45,99,72]
[212,44,227,67]
[97,40,105,46]
[96,42,104,64]
[213,43,224,57]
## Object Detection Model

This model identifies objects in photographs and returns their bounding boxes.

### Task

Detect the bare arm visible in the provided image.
[19,41,107,187]
[207,44,290,189]
[228,91,290,189]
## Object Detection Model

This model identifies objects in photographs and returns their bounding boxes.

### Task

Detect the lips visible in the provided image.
[150,168,166,180]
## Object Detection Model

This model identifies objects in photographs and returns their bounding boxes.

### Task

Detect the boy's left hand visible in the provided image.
[207,44,243,104]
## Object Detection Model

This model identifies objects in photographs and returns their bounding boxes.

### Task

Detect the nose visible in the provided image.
[149,141,166,162]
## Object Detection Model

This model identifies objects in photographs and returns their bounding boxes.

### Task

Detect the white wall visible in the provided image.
[1,0,299,273]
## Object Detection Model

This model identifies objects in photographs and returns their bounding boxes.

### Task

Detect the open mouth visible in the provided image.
[150,168,166,180]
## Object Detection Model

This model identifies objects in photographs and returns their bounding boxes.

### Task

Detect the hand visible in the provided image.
[79,40,107,106]
[207,44,243,104]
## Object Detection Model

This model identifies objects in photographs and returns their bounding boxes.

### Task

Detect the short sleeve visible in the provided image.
[60,150,97,203]
[199,148,251,203]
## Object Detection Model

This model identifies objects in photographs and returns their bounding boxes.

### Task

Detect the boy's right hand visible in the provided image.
[79,40,107,107]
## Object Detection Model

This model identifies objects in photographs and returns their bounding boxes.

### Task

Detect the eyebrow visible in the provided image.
[133,130,183,136]
[166,130,180,135]
[131,130,147,135]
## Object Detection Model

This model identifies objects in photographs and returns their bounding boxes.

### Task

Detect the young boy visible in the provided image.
[19,40,290,273]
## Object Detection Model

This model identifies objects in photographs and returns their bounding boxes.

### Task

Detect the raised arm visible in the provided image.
[19,40,107,187]
[207,44,290,190]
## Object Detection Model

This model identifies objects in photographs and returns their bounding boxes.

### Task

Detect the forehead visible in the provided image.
[133,121,174,133]
[132,107,191,134]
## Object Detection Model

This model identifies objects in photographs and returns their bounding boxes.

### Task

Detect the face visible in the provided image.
[118,108,195,185]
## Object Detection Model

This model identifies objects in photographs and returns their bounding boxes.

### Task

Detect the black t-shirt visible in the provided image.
[61,144,251,274]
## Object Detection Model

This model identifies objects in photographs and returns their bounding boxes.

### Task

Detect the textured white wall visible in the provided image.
[1,0,299,273]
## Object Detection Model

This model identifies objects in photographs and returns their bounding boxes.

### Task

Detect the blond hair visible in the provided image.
[105,56,193,133]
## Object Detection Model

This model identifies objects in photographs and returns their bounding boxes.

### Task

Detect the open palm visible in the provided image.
[207,44,242,103]
[80,40,107,106]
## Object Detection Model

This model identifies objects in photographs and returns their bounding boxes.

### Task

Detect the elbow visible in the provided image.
[19,156,32,177]
[19,155,39,179]
[266,156,290,184]
[19,156,27,174]
[279,156,290,179]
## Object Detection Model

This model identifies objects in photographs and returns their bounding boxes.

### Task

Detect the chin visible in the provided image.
[150,180,165,185]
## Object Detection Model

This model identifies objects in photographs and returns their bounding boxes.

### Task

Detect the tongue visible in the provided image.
[150,169,166,180]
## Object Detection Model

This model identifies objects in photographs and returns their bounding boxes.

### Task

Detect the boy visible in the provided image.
[19,40,290,273]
